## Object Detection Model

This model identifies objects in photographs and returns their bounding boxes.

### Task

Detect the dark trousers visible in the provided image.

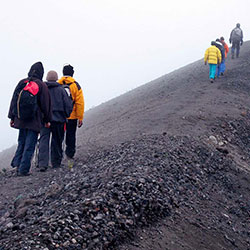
[11,129,38,174]
[65,119,77,158]
[232,40,240,57]
[38,122,65,168]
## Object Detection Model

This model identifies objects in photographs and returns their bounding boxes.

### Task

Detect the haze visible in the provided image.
[1,0,249,151]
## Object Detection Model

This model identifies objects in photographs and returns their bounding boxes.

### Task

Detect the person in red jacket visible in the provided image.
[220,37,229,76]
[8,62,52,176]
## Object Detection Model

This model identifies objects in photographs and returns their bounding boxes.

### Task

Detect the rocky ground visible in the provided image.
[0,42,250,250]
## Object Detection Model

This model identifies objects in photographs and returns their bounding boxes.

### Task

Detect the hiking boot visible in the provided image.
[17,171,31,177]
[232,54,234,59]
[220,72,224,76]
[39,166,48,172]
[210,79,214,83]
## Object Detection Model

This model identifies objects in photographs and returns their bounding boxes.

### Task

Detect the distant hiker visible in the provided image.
[58,64,84,168]
[8,62,52,176]
[229,23,243,59]
[37,71,73,172]
[219,37,229,75]
[215,39,225,78]
[204,41,222,83]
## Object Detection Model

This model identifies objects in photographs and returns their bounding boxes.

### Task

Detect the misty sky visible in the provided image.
[1,0,249,151]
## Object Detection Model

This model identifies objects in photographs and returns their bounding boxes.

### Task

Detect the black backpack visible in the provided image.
[14,80,39,120]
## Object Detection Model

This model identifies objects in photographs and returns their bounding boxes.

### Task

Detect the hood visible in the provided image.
[215,41,223,46]
[58,76,75,85]
[28,62,44,80]
[46,81,60,88]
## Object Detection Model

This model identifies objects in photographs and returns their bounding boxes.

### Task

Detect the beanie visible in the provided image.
[46,70,58,81]
[63,64,74,76]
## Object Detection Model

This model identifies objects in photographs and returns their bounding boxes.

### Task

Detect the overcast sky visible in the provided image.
[1,0,249,151]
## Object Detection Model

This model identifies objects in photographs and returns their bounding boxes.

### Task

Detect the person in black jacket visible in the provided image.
[8,62,52,176]
[215,39,225,78]
[38,70,73,171]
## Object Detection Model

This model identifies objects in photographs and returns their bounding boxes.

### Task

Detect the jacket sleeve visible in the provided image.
[204,48,208,62]
[72,83,85,120]
[225,44,229,54]
[230,29,233,40]
[8,80,23,120]
[217,48,222,64]
[38,81,52,123]
[8,90,17,120]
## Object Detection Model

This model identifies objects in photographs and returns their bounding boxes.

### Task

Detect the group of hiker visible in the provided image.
[8,62,84,176]
[204,23,244,83]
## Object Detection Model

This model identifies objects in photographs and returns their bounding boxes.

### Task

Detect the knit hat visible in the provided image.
[46,70,58,81]
[63,64,74,76]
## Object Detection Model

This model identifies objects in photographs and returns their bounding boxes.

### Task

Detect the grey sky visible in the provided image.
[1,0,249,151]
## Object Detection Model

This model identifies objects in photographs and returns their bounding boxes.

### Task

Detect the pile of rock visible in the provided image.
[0,133,249,249]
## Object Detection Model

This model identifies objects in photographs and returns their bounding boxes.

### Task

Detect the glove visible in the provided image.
[78,120,83,128]
[240,41,243,46]
[229,39,231,44]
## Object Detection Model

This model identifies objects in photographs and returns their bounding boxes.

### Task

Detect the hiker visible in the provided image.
[8,62,51,176]
[215,39,225,78]
[229,23,243,59]
[37,71,73,172]
[58,64,84,168]
[204,41,222,83]
[219,37,229,75]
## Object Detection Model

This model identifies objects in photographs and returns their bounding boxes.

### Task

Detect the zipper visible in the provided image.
[17,89,24,119]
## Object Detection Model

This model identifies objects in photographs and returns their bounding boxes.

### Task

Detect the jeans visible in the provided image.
[209,64,217,79]
[220,60,226,74]
[38,122,65,168]
[217,59,225,76]
[65,119,78,158]
[11,129,38,174]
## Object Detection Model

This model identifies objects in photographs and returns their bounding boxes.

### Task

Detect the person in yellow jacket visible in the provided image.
[204,41,222,83]
[58,64,84,168]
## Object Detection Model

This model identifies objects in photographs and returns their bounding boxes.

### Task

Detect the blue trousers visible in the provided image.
[209,64,217,79]
[217,59,225,77]
[220,60,226,74]
[11,129,38,174]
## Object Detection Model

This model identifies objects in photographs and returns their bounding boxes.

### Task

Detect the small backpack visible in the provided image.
[15,80,39,120]
[232,28,242,40]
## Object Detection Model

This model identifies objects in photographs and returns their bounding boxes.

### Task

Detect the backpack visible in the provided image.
[232,28,242,40]
[62,84,73,100]
[14,80,39,120]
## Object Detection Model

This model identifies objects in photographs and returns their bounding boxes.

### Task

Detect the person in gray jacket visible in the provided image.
[38,70,73,171]
[229,23,243,59]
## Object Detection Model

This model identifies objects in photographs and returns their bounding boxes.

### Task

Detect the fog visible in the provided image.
[1,0,249,151]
